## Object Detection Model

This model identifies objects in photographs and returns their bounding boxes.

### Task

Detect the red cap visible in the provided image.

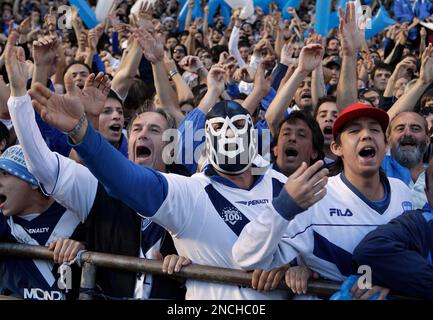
[332,103,389,141]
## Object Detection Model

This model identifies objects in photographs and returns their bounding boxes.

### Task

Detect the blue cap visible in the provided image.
[0,145,39,186]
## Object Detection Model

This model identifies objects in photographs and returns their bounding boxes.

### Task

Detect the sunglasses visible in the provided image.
[174,49,185,54]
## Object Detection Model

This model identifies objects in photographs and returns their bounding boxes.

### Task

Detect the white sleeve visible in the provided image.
[8,94,97,222]
[228,26,246,68]
[151,173,203,237]
[8,95,59,191]
[249,54,262,72]
[232,207,310,271]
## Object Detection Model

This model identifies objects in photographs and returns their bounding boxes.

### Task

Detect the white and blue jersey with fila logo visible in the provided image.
[233,173,412,283]
[0,202,81,300]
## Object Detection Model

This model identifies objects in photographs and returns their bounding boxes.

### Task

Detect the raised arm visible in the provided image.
[309,35,326,109]
[228,10,246,68]
[336,2,364,112]
[5,30,97,221]
[233,161,328,270]
[165,57,194,104]
[29,83,169,218]
[383,59,412,98]
[31,35,60,89]
[265,44,324,138]
[387,44,433,120]
[242,58,273,115]
[133,28,184,125]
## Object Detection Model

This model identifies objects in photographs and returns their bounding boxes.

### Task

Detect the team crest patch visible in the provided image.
[401,201,413,212]
[221,208,243,226]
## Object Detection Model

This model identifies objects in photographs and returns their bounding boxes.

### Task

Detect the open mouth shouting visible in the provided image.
[135,145,152,162]
[285,147,299,160]
[0,193,6,210]
[300,92,312,103]
[358,146,377,162]
[108,123,122,135]
[398,136,418,150]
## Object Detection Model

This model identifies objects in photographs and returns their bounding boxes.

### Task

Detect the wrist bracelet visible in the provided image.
[168,69,178,79]
[62,113,87,137]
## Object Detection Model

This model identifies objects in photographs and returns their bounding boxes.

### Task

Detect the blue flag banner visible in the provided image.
[254,0,271,15]
[282,0,302,20]
[314,0,332,36]
[68,0,98,29]
[365,5,396,40]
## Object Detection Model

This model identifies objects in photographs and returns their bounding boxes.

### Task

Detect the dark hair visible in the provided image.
[127,106,176,138]
[124,78,155,110]
[372,62,393,78]
[276,111,325,163]
[210,45,228,63]
[358,88,380,107]
[238,42,250,49]
[107,89,124,107]
[63,61,92,78]
[326,37,339,46]
[421,89,433,109]
[313,96,337,119]
[0,122,9,152]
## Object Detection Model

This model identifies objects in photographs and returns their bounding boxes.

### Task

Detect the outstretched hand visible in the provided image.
[207,64,226,96]
[339,2,364,57]
[420,44,433,85]
[32,35,60,66]
[297,44,324,74]
[29,83,85,133]
[133,27,164,64]
[4,27,28,96]
[65,72,111,118]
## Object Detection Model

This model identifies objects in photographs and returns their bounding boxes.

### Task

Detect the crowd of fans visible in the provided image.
[1,0,433,300]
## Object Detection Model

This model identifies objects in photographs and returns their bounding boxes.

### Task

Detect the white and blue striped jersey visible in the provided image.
[144,166,291,300]
[0,202,81,299]
[233,173,412,282]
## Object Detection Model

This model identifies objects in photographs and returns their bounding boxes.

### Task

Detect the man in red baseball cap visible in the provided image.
[330,102,390,178]
[233,102,413,299]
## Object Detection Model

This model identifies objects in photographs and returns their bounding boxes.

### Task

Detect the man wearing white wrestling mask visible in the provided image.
[205,101,257,175]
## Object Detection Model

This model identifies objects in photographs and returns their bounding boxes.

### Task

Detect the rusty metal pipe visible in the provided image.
[0,243,413,299]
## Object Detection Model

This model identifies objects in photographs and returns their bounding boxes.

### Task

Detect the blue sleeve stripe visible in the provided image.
[272,187,304,221]
[69,124,168,217]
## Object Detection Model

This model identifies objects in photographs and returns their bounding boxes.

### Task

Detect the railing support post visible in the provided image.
[79,262,97,300]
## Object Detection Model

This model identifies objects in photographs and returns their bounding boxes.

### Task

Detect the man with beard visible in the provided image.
[352,156,433,300]
[233,103,412,300]
[383,112,430,209]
